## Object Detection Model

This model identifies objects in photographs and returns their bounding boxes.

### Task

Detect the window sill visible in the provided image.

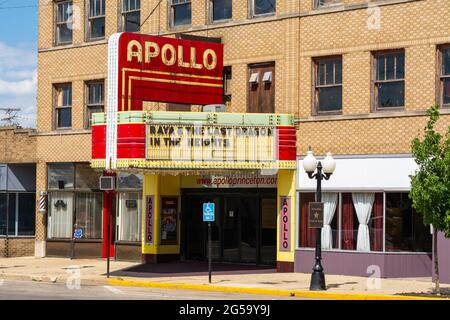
[251,12,276,19]
[296,247,431,255]
[85,37,106,43]
[209,18,233,26]
[46,238,102,243]
[0,235,35,239]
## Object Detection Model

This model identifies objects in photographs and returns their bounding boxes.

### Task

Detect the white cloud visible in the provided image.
[0,41,37,128]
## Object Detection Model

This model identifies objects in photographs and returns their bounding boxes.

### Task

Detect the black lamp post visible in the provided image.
[303,150,336,291]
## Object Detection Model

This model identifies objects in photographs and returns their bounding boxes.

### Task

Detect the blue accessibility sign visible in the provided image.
[203,202,215,222]
[74,228,83,239]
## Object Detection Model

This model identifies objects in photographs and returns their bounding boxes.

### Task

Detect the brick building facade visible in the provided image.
[0,126,37,257]
[36,0,450,280]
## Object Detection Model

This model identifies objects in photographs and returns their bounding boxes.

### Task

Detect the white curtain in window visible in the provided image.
[352,192,375,252]
[118,193,142,242]
[48,192,73,238]
[321,192,338,249]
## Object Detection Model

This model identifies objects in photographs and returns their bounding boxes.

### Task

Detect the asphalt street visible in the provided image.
[0,279,309,300]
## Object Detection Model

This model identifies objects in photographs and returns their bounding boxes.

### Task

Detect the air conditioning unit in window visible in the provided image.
[203,104,227,112]
[99,176,115,191]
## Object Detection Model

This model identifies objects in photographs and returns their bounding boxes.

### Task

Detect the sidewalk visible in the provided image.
[0,257,449,299]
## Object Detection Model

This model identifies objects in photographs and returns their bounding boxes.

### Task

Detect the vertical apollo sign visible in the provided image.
[279,196,291,252]
[145,195,154,245]
[104,33,224,169]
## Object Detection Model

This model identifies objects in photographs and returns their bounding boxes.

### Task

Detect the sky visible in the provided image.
[0,0,38,128]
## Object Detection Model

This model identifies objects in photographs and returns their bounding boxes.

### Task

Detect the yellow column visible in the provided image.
[276,170,296,272]
[142,174,181,260]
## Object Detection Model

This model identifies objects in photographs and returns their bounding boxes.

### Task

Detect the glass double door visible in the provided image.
[182,190,276,265]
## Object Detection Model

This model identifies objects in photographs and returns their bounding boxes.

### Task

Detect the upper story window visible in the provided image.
[252,0,276,17]
[314,56,342,114]
[170,0,192,27]
[314,0,341,8]
[87,0,105,40]
[121,0,141,32]
[211,0,232,22]
[85,81,105,129]
[373,50,405,110]
[55,1,73,45]
[223,66,232,103]
[439,46,450,108]
[54,84,72,129]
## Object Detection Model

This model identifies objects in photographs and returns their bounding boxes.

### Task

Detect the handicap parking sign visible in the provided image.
[74,228,83,239]
[203,202,215,222]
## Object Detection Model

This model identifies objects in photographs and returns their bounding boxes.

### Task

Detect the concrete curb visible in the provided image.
[108,277,447,300]
[0,273,108,286]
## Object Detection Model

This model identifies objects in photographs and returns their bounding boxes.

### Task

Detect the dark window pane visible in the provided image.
[75,192,103,239]
[90,17,105,38]
[318,86,342,112]
[385,192,431,252]
[8,193,16,235]
[0,194,6,235]
[75,163,102,190]
[396,53,405,79]
[377,55,385,80]
[377,81,404,108]
[118,173,143,189]
[173,3,191,26]
[443,78,450,105]
[318,63,325,85]
[48,164,75,190]
[325,61,334,85]
[443,48,450,75]
[213,0,232,21]
[385,54,395,80]
[124,11,140,32]
[58,107,72,128]
[254,0,276,15]
[57,24,72,43]
[335,59,342,84]
[18,193,35,236]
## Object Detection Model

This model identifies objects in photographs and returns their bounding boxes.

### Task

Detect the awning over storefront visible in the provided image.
[297,155,418,191]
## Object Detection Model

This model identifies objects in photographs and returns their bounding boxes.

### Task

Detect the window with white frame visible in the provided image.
[117,192,142,242]
[55,0,73,45]
[121,0,141,32]
[252,0,276,16]
[170,0,192,27]
[85,81,104,129]
[298,191,431,253]
[87,0,105,40]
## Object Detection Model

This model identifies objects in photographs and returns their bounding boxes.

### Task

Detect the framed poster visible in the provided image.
[160,197,178,245]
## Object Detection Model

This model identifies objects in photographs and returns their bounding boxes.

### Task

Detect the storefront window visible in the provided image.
[299,192,338,249]
[298,191,430,253]
[117,173,143,189]
[75,163,101,190]
[48,192,74,239]
[385,192,432,252]
[0,193,35,236]
[75,192,103,239]
[18,193,36,236]
[48,164,74,190]
[117,192,141,242]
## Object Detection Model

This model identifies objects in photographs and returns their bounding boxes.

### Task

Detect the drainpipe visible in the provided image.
[5,165,9,258]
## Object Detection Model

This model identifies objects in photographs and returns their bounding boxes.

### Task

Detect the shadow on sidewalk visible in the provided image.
[110,261,276,278]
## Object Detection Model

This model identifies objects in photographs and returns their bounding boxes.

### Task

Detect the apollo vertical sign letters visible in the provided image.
[279,196,291,252]
[145,195,154,245]
[115,33,224,111]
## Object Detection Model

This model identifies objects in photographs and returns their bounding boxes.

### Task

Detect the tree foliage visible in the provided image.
[410,104,450,237]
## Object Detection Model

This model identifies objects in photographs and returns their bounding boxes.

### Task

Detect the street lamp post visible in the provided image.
[303,150,336,291]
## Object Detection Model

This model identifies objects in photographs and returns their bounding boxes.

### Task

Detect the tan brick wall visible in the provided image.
[0,238,35,258]
[0,127,36,163]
